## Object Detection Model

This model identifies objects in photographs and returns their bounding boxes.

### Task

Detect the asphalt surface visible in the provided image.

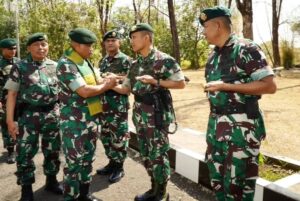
[0,137,215,201]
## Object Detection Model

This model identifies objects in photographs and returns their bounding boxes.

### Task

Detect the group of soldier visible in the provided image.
[0,5,276,201]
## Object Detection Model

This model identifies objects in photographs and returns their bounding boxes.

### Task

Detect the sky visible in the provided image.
[113,0,300,45]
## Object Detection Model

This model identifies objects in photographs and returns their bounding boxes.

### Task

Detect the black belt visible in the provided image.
[23,102,58,113]
[134,94,155,105]
[105,90,122,97]
[210,104,246,115]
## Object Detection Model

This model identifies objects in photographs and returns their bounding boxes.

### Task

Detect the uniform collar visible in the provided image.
[64,47,85,65]
[26,54,48,65]
[214,34,236,52]
[137,48,156,63]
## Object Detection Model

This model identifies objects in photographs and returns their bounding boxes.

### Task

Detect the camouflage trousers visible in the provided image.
[1,113,15,150]
[99,111,128,163]
[206,138,259,201]
[61,118,98,201]
[16,108,61,185]
[134,124,171,185]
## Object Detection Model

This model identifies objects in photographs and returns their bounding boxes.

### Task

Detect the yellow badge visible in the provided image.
[112,32,116,37]
[131,25,137,31]
[200,13,207,21]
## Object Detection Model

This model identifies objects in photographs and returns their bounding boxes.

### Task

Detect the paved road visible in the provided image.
[0,137,215,201]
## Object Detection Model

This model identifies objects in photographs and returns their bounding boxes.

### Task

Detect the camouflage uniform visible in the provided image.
[205,34,274,201]
[0,56,19,150]
[99,51,131,164]
[123,49,184,184]
[57,47,100,201]
[4,55,61,185]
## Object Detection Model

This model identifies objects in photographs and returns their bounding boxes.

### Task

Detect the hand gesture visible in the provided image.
[136,75,156,85]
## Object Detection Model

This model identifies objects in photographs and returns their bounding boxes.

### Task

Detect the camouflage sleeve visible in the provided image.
[4,64,20,92]
[163,58,185,81]
[123,56,132,74]
[57,62,86,92]
[240,43,274,81]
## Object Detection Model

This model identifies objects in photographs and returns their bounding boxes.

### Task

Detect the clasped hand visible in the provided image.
[136,75,156,85]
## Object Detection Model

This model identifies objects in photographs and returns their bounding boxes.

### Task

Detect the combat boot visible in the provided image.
[109,161,125,183]
[78,183,99,201]
[6,147,16,164]
[154,183,169,201]
[19,184,34,201]
[96,160,114,175]
[134,178,156,201]
[44,175,63,195]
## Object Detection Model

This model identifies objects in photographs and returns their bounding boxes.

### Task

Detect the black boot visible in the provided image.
[154,183,169,201]
[6,146,16,164]
[19,185,34,201]
[44,175,63,195]
[78,183,99,201]
[96,160,114,175]
[134,178,156,201]
[109,162,125,183]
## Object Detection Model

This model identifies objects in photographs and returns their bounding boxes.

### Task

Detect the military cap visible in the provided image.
[129,23,153,38]
[26,33,48,46]
[103,30,120,41]
[0,38,17,48]
[68,28,97,44]
[199,6,231,25]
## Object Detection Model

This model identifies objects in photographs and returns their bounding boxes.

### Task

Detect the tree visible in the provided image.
[236,0,253,39]
[167,0,180,63]
[272,0,283,67]
[96,0,114,56]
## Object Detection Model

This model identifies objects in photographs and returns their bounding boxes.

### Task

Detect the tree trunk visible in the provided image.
[96,0,112,57]
[228,0,233,8]
[167,0,180,63]
[133,0,138,24]
[148,0,151,24]
[236,0,253,39]
[272,0,282,67]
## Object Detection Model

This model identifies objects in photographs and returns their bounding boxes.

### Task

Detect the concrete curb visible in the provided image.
[128,127,300,201]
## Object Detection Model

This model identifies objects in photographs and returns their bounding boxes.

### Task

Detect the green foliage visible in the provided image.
[281,40,294,69]
[0,0,215,68]
[0,5,16,39]
[180,59,191,69]
[176,0,213,69]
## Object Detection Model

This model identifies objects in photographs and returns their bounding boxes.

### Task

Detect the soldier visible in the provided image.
[5,33,63,201]
[199,6,277,201]
[96,30,131,183]
[112,23,185,201]
[0,38,19,164]
[57,28,116,201]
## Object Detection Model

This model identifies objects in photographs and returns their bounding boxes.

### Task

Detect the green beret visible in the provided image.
[199,6,231,25]
[68,28,97,44]
[103,30,120,41]
[0,38,17,48]
[26,33,48,46]
[129,23,153,38]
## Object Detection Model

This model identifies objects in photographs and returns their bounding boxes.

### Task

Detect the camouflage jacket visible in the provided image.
[0,56,20,102]
[205,34,274,145]
[99,51,131,113]
[123,49,184,127]
[57,47,100,122]
[4,55,58,106]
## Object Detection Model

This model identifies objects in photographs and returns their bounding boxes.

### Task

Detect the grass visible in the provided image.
[259,163,297,182]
